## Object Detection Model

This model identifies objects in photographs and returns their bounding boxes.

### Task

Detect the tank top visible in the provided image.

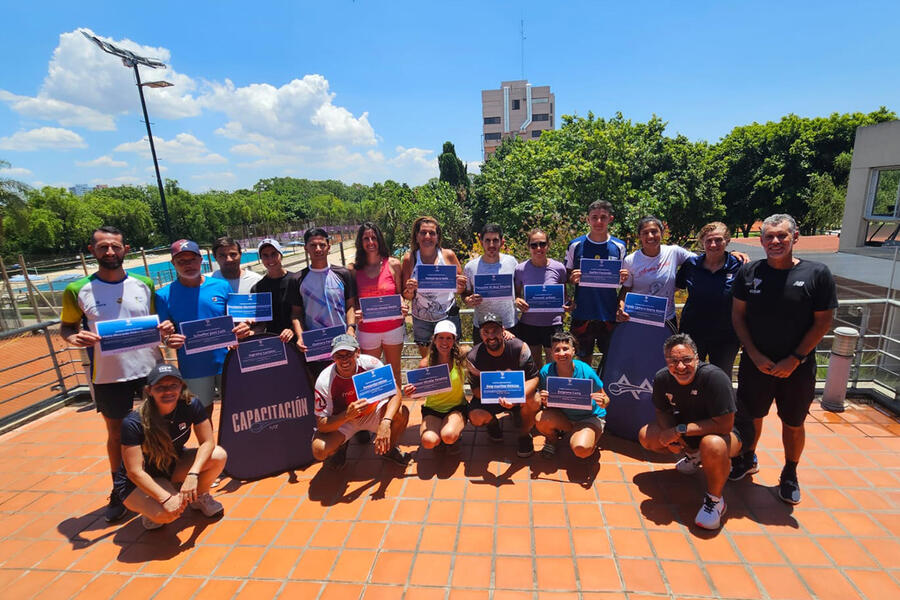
[356,258,404,333]
[412,249,457,322]
[424,362,466,412]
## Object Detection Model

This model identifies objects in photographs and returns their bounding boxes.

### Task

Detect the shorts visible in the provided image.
[413,314,462,346]
[736,354,817,428]
[358,323,406,349]
[337,404,385,439]
[562,411,606,433]
[468,396,519,417]
[422,403,468,420]
[92,377,146,419]
[184,374,221,408]
[570,319,615,360]
[515,322,562,348]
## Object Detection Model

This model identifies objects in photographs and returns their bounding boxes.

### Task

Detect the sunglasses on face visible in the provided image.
[529,241,548,249]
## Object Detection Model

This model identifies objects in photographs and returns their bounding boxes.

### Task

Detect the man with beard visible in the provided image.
[211,236,262,293]
[61,226,171,522]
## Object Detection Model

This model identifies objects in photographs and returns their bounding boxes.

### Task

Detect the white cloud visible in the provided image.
[191,171,236,180]
[0,90,115,131]
[0,127,86,151]
[76,155,128,168]
[114,133,226,164]
[90,175,145,186]
[230,143,264,156]
[0,166,33,177]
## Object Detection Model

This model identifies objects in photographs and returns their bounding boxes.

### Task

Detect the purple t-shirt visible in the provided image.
[514,258,567,326]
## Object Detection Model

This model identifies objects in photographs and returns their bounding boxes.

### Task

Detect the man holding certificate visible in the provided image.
[249,238,297,342]
[466,313,540,458]
[60,225,170,522]
[463,224,518,345]
[311,335,410,470]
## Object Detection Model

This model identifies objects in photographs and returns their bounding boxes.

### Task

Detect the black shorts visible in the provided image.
[468,397,515,417]
[569,319,615,359]
[93,377,146,419]
[515,322,562,348]
[736,354,817,428]
[421,403,468,420]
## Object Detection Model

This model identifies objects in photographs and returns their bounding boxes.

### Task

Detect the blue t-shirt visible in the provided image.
[675,251,742,342]
[565,234,626,322]
[539,359,606,419]
[118,397,207,479]
[156,277,231,378]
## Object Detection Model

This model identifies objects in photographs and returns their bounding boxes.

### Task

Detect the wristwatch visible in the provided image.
[676,423,688,435]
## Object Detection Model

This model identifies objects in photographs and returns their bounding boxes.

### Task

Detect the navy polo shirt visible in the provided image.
[675,252,742,341]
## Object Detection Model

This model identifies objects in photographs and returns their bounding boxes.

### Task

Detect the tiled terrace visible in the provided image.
[1,396,899,599]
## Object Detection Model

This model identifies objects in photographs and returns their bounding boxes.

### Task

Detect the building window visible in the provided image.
[867,168,900,219]
[483,116,501,125]
[533,113,549,122]
[512,99,520,110]
[484,132,502,141]
[531,130,542,138]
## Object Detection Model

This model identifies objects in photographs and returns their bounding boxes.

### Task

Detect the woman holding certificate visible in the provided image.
[351,222,407,384]
[402,320,468,453]
[514,229,568,368]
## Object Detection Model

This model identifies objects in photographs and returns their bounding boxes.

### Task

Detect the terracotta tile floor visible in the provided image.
[1,397,899,599]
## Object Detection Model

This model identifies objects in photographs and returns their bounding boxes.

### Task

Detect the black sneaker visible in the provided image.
[325,442,348,470]
[778,470,802,505]
[486,417,503,443]
[382,447,412,466]
[728,452,759,481]
[104,491,127,522]
[516,435,534,458]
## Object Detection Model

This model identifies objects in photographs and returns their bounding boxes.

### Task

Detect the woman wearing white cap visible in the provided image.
[402,319,469,453]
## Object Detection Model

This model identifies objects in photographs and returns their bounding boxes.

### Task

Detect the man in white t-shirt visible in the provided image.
[211,236,262,293]
[463,223,519,344]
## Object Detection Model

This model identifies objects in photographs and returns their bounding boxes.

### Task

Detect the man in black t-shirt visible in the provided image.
[730,214,837,505]
[250,238,298,342]
[639,334,747,530]
[466,313,541,457]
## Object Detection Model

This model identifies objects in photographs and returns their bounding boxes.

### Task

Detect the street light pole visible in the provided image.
[130,63,172,240]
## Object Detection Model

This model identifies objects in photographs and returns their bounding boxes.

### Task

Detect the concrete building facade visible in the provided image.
[481,80,554,159]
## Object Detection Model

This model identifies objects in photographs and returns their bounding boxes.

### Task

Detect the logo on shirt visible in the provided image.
[607,374,653,400]
[178,422,188,430]
[793,281,806,287]
[749,278,762,294]
[690,389,698,395]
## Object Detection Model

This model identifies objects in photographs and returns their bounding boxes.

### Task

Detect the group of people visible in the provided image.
[60,200,836,532]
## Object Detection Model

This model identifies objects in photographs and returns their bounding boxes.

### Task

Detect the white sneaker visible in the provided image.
[142,515,164,530]
[190,493,224,517]
[676,451,701,475]
[695,494,726,530]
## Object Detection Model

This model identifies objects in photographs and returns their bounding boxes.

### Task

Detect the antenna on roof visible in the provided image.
[520,19,526,79]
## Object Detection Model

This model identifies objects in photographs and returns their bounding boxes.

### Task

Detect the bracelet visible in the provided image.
[187,472,199,478]
[160,494,173,505]
[382,417,392,423]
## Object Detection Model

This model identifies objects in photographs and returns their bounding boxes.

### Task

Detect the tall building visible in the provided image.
[69,184,91,196]
[481,80,554,159]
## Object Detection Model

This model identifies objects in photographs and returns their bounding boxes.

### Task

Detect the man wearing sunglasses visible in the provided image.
[462,223,518,344]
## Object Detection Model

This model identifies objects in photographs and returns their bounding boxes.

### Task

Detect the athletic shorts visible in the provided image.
[412,314,462,346]
[736,354,817,428]
[570,319,615,360]
[337,404,386,439]
[422,403,468,420]
[358,324,406,349]
[184,374,221,408]
[468,397,521,417]
[92,377,146,419]
[515,322,562,348]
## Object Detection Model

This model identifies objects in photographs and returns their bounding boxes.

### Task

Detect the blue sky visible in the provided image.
[1,1,897,192]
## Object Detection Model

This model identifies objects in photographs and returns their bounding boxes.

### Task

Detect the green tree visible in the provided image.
[438,141,469,202]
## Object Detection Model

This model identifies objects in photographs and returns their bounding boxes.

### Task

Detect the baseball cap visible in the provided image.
[170,239,201,257]
[147,363,184,385]
[257,238,284,255]
[433,319,457,338]
[330,333,360,356]
[478,312,503,328]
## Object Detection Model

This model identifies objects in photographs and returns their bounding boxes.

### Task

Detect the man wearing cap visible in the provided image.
[311,334,410,469]
[466,312,541,457]
[60,225,171,522]
[157,239,252,418]
[211,236,262,293]
[250,238,298,342]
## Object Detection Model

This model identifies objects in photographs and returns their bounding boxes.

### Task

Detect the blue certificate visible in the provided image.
[360,294,403,323]
[474,273,513,299]
[579,258,621,288]
[352,364,398,405]
[227,293,273,322]
[180,315,237,355]
[302,325,347,361]
[623,293,668,327]
[546,376,593,410]
[96,315,160,355]
[416,264,458,291]
[405,364,452,398]
[523,284,565,313]
[480,370,526,404]
[237,337,288,373]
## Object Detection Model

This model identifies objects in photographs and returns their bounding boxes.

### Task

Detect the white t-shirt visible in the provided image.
[314,354,390,418]
[211,269,263,293]
[464,253,519,328]
[622,245,694,320]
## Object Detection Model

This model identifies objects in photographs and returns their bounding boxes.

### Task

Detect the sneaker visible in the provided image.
[517,435,534,458]
[695,494,726,530]
[382,447,412,466]
[190,493,224,518]
[728,453,759,481]
[778,470,802,505]
[676,451,701,475]
[486,417,503,443]
[141,515,164,530]
[104,491,127,522]
[325,442,348,470]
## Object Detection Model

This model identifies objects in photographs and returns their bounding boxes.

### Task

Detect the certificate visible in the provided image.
[227,293,273,322]
[523,284,565,313]
[546,376,593,410]
[480,370,526,404]
[360,295,403,323]
[352,364,398,405]
[237,337,288,373]
[416,265,458,291]
[96,315,160,355]
[405,364,452,398]
[180,315,237,355]
[579,258,621,288]
[474,273,513,299]
[302,325,347,361]
[623,293,668,327]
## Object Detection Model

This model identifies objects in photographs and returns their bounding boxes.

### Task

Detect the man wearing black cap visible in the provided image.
[311,334,410,469]
[466,312,541,457]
